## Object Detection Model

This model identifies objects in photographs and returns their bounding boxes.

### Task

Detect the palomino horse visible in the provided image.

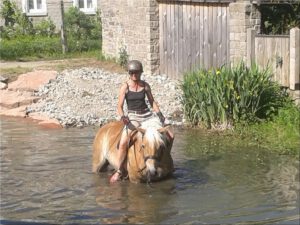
[92,121,174,183]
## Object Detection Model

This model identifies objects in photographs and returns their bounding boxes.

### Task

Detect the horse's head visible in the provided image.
[132,126,170,182]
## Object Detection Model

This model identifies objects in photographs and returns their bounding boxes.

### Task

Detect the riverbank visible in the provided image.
[0,67,184,128]
[1,62,299,157]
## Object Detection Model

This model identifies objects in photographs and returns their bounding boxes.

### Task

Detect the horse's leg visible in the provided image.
[92,151,109,173]
[92,131,111,173]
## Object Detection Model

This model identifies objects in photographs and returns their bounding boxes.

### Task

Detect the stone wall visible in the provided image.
[100,0,159,75]
[229,2,261,65]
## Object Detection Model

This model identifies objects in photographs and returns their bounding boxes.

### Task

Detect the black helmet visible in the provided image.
[127,60,143,72]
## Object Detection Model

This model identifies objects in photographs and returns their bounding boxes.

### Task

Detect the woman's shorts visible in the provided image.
[128,111,162,130]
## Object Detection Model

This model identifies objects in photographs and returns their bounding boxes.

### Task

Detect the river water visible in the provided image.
[0,117,299,225]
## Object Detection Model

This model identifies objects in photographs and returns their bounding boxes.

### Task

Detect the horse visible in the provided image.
[92,121,174,183]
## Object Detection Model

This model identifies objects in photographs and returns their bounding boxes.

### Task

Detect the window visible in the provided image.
[73,0,97,15]
[22,0,47,16]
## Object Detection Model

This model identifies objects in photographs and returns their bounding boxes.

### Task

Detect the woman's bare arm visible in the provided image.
[117,83,128,117]
[145,82,160,113]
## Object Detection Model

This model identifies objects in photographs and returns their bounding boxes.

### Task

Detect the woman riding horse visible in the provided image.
[110,60,174,183]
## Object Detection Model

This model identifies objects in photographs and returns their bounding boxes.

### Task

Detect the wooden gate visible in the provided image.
[247,27,300,89]
[255,35,290,86]
[159,1,230,79]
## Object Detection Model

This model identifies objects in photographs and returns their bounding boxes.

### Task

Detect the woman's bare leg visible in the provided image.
[110,128,131,183]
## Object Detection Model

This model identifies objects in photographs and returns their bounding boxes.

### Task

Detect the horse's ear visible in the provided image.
[158,125,170,133]
[136,127,146,134]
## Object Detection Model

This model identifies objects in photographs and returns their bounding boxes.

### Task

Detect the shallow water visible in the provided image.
[0,118,299,225]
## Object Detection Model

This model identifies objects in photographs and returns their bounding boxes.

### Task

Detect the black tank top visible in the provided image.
[125,82,149,111]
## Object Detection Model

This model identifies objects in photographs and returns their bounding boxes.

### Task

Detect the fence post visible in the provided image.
[289,27,300,90]
[247,28,255,67]
[60,0,67,54]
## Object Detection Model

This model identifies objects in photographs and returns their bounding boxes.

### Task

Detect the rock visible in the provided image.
[0,105,27,117]
[0,75,8,83]
[0,82,7,90]
[8,70,57,92]
[29,112,62,128]
[0,90,40,109]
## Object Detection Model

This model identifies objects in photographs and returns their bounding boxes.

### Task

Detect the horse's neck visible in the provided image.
[128,140,146,169]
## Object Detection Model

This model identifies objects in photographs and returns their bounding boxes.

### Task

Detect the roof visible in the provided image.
[251,0,300,4]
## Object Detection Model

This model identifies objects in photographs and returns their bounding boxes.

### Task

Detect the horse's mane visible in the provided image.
[140,119,165,149]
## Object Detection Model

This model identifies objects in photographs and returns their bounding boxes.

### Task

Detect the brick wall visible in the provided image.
[229,2,261,65]
[100,0,159,75]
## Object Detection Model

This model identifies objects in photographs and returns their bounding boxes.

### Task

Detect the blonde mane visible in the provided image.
[139,116,165,149]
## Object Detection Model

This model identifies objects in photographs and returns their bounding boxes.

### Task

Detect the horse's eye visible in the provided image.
[141,144,145,148]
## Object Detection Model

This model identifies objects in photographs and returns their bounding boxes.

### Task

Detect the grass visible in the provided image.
[232,103,300,157]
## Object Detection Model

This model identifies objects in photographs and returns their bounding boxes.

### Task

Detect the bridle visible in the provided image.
[134,134,160,175]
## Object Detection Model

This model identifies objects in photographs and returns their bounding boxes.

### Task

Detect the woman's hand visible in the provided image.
[121,115,130,125]
[156,111,165,124]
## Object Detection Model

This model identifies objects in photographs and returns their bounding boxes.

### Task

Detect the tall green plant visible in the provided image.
[0,0,16,26]
[0,0,34,39]
[181,62,289,129]
[64,7,101,41]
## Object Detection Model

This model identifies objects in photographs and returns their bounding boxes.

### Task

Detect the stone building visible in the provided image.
[0,0,100,31]
[100,0,262,77]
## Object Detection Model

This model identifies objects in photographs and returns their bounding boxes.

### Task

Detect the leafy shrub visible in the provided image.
[0,0,34,39]
[0,0,16,26]
[181,62,289,129]
[67,38,101,52]
[34,19,56,37]
[64,7,102,41]
[0,36,61,59]
[260,2,300,35]
[118,46,129,68]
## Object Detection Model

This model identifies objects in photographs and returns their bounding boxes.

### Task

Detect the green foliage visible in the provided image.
[0,0,55,39]
[64,7,102,41]
[0,36,101,60]
[260,2,300,34]
[34,19,56,37]
[234,102,300,156]
[67,38,101,52]
[0,36,61,59]
[0,0,16,26]
[181,62,289,129]
[0,2,101,59]
[118,46,129,68]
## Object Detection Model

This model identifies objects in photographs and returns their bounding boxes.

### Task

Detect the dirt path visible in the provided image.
[0,58,124,82]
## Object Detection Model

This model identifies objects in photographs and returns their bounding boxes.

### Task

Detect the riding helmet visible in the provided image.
[127,60,143,72]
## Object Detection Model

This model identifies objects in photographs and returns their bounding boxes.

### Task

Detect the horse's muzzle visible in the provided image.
[145,157,163,183]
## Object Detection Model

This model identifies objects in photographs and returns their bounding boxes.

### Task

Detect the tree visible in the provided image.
[260,2,300,34]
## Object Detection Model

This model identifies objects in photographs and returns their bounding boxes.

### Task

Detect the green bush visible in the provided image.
[34,19,56,37]
[181,62,289,129]
[0,2,102,58]
[0,36,61,59]
[67,38,101,52]
[0,36,101,60]
[64,7,102,41]
[0,0,34,39]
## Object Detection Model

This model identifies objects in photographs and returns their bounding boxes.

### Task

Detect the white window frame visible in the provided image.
[73,0,97,15]
[22,0,47,16]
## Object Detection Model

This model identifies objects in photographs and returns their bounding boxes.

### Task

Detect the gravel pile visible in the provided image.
[27,67,184,127]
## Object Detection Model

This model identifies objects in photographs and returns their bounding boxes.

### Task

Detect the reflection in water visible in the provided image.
[92,176,177,224]
[0,118,299,224]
